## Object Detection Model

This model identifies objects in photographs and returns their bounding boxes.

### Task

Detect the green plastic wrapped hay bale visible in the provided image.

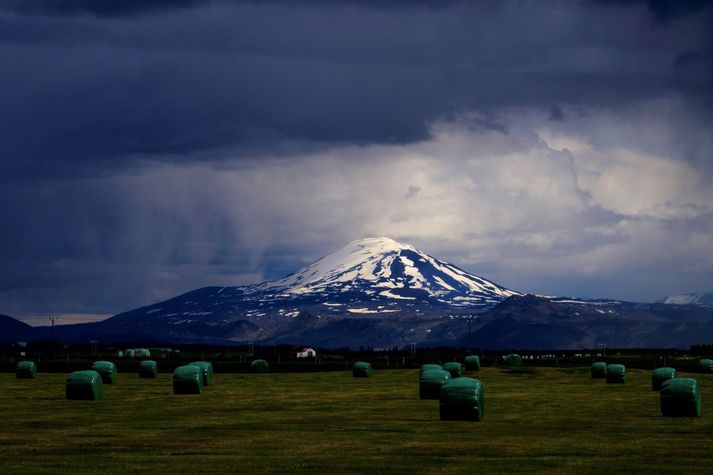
[699,359,713,374]
[591,362,607,379]
[419,369,451,400]
[352,361,372,377]
[139,360,158,378]
[464,355,481,371]
[16,361,37,379]
[137,348,151,358]
[439,377,484,421]
[503,354,523,367]
[91,361,117,384]
[173,365,203,395]
[66,370,103,401]
[188,361,213,386]
[420,364,443,374]
[443,362,463,378]
[606,364,626,384]
[652,367,676,391]
[250,359,269,373]
[660,378,701,417]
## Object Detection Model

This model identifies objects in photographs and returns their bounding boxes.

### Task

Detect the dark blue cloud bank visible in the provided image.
[1,0,712,322]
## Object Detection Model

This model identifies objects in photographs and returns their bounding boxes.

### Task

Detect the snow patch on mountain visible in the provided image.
[256,236,519,305]
[659,293,713,305]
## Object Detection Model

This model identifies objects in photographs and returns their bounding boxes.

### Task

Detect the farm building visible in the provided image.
[296,348,317,358]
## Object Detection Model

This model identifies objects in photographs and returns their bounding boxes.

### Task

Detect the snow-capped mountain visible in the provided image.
[256,237,519,306]
[46,237,713,349]
[50,237,520,344]
[658,293,713,305]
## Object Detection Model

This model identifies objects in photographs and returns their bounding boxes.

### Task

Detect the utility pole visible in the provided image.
[468,318,472,354]
[49,317,55,343]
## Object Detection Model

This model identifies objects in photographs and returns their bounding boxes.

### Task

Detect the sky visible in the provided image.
[1,0,713,324]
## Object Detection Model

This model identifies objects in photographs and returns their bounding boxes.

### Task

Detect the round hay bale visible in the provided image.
[503,354,523,367]
[188,361,214,385]
[606,364,626,384]
[16,361,37,379]
[420,364,443,374]
[698,359,713,374]
[66,370,103,401]
[591,362,607,379]
[439,377,484,421]
[652,367,676,391]
[419,369,451,400]
[138,360,158,379]
[660,378,701,417]
[250,359,269,373]
[90,361,117,384]
[352,361,372,377]
[173,365,203,395]
[464,355,481,372]
[443,362,463,378]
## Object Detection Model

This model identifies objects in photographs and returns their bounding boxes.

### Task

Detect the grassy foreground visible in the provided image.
[0,367,711,474]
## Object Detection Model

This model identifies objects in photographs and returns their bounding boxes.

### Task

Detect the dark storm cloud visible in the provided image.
[548,105,564,122]
[1,0,712,180]
[0,0,208,17]
[592,0,713,23]
[0,1,467,18]
[7,0,711,21]
[2,1,713,319]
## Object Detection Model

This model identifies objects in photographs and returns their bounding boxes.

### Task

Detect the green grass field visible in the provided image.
[1,367,711,474]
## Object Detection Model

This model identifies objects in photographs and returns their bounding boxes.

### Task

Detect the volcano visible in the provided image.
[51,237,519,345]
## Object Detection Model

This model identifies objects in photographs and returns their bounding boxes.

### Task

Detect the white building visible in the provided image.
[296,347,317,358]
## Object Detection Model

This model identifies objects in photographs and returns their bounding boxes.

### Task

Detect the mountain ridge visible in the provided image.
[7,237,713,349]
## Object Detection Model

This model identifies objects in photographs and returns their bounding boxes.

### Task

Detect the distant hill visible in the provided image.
[0,315,39,342]
[463,295,713,350]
